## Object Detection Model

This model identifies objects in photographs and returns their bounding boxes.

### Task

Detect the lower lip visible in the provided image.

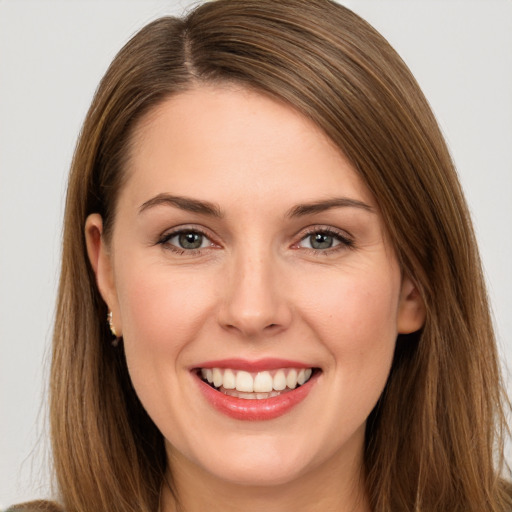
[195,372,318,421]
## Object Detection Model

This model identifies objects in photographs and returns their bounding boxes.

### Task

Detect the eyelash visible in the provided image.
[156,226,354,255]
[157,227,215,255]
[294,227,354,255]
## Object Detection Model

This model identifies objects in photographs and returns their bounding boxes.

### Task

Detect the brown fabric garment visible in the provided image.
[4,501,63,512]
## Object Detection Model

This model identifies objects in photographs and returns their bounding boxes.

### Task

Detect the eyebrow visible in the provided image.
[286,197,374,217]
[139,194,373,218]
[139,193,223,217]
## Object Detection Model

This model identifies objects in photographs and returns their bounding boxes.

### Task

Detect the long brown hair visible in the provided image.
[50,0,511,510]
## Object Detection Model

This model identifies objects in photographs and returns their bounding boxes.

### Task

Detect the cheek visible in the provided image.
[310,271,400,434]
[303,267,399,334]
[299,266,400,381]
[115,261,216,357]
[114,261,219,429]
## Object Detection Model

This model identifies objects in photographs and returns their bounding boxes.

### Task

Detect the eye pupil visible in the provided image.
[310,233,333,249]
[179,232,203,249]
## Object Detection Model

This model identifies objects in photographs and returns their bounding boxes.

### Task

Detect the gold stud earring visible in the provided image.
[108,311,117,337]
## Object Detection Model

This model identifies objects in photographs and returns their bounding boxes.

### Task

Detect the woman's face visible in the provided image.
[87,85,424,489]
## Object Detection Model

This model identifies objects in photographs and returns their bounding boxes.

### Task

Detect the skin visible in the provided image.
[86,85,425,512]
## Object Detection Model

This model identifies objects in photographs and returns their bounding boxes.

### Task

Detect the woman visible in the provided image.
[8,0,511,510]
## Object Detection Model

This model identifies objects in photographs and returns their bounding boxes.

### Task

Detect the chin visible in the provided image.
[167,433,322,489]
[205,454,312,488]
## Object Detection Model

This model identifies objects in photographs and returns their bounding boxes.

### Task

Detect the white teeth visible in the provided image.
[286,369,298,389]
[236,371,254,392]
[223,369,236,389]
[254,371,273,392]
[200,367,315,395]
[201,368,213,384]
[273,369,287,391]
[213,368,223,388]
[223,389,282,399]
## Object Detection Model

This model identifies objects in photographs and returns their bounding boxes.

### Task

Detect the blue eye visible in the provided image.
[177,232,204,249]
[297,229,352,251]
[305,232,337,249]
[160,230,212,251]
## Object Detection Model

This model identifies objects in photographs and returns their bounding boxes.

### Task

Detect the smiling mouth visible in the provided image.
[198,367,318,399]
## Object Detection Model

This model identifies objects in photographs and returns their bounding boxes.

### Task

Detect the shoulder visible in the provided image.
[4,501,63,512]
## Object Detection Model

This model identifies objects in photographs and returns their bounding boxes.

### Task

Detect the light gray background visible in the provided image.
[1,0,511,507]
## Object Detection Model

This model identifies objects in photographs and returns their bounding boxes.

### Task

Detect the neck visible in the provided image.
[161,444,370,512]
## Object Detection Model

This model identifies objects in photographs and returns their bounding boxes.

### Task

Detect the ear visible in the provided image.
[397,275,426,334]
[85,213,122,336]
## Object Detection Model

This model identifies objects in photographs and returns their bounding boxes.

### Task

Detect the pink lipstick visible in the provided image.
[193,358,319,421]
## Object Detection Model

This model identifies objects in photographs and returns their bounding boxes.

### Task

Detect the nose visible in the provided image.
[217,249,292,339]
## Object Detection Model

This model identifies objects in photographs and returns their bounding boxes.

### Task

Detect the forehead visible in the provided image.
[121,84,375,212]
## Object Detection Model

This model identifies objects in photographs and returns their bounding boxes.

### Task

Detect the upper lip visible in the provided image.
[192,358,314,372]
